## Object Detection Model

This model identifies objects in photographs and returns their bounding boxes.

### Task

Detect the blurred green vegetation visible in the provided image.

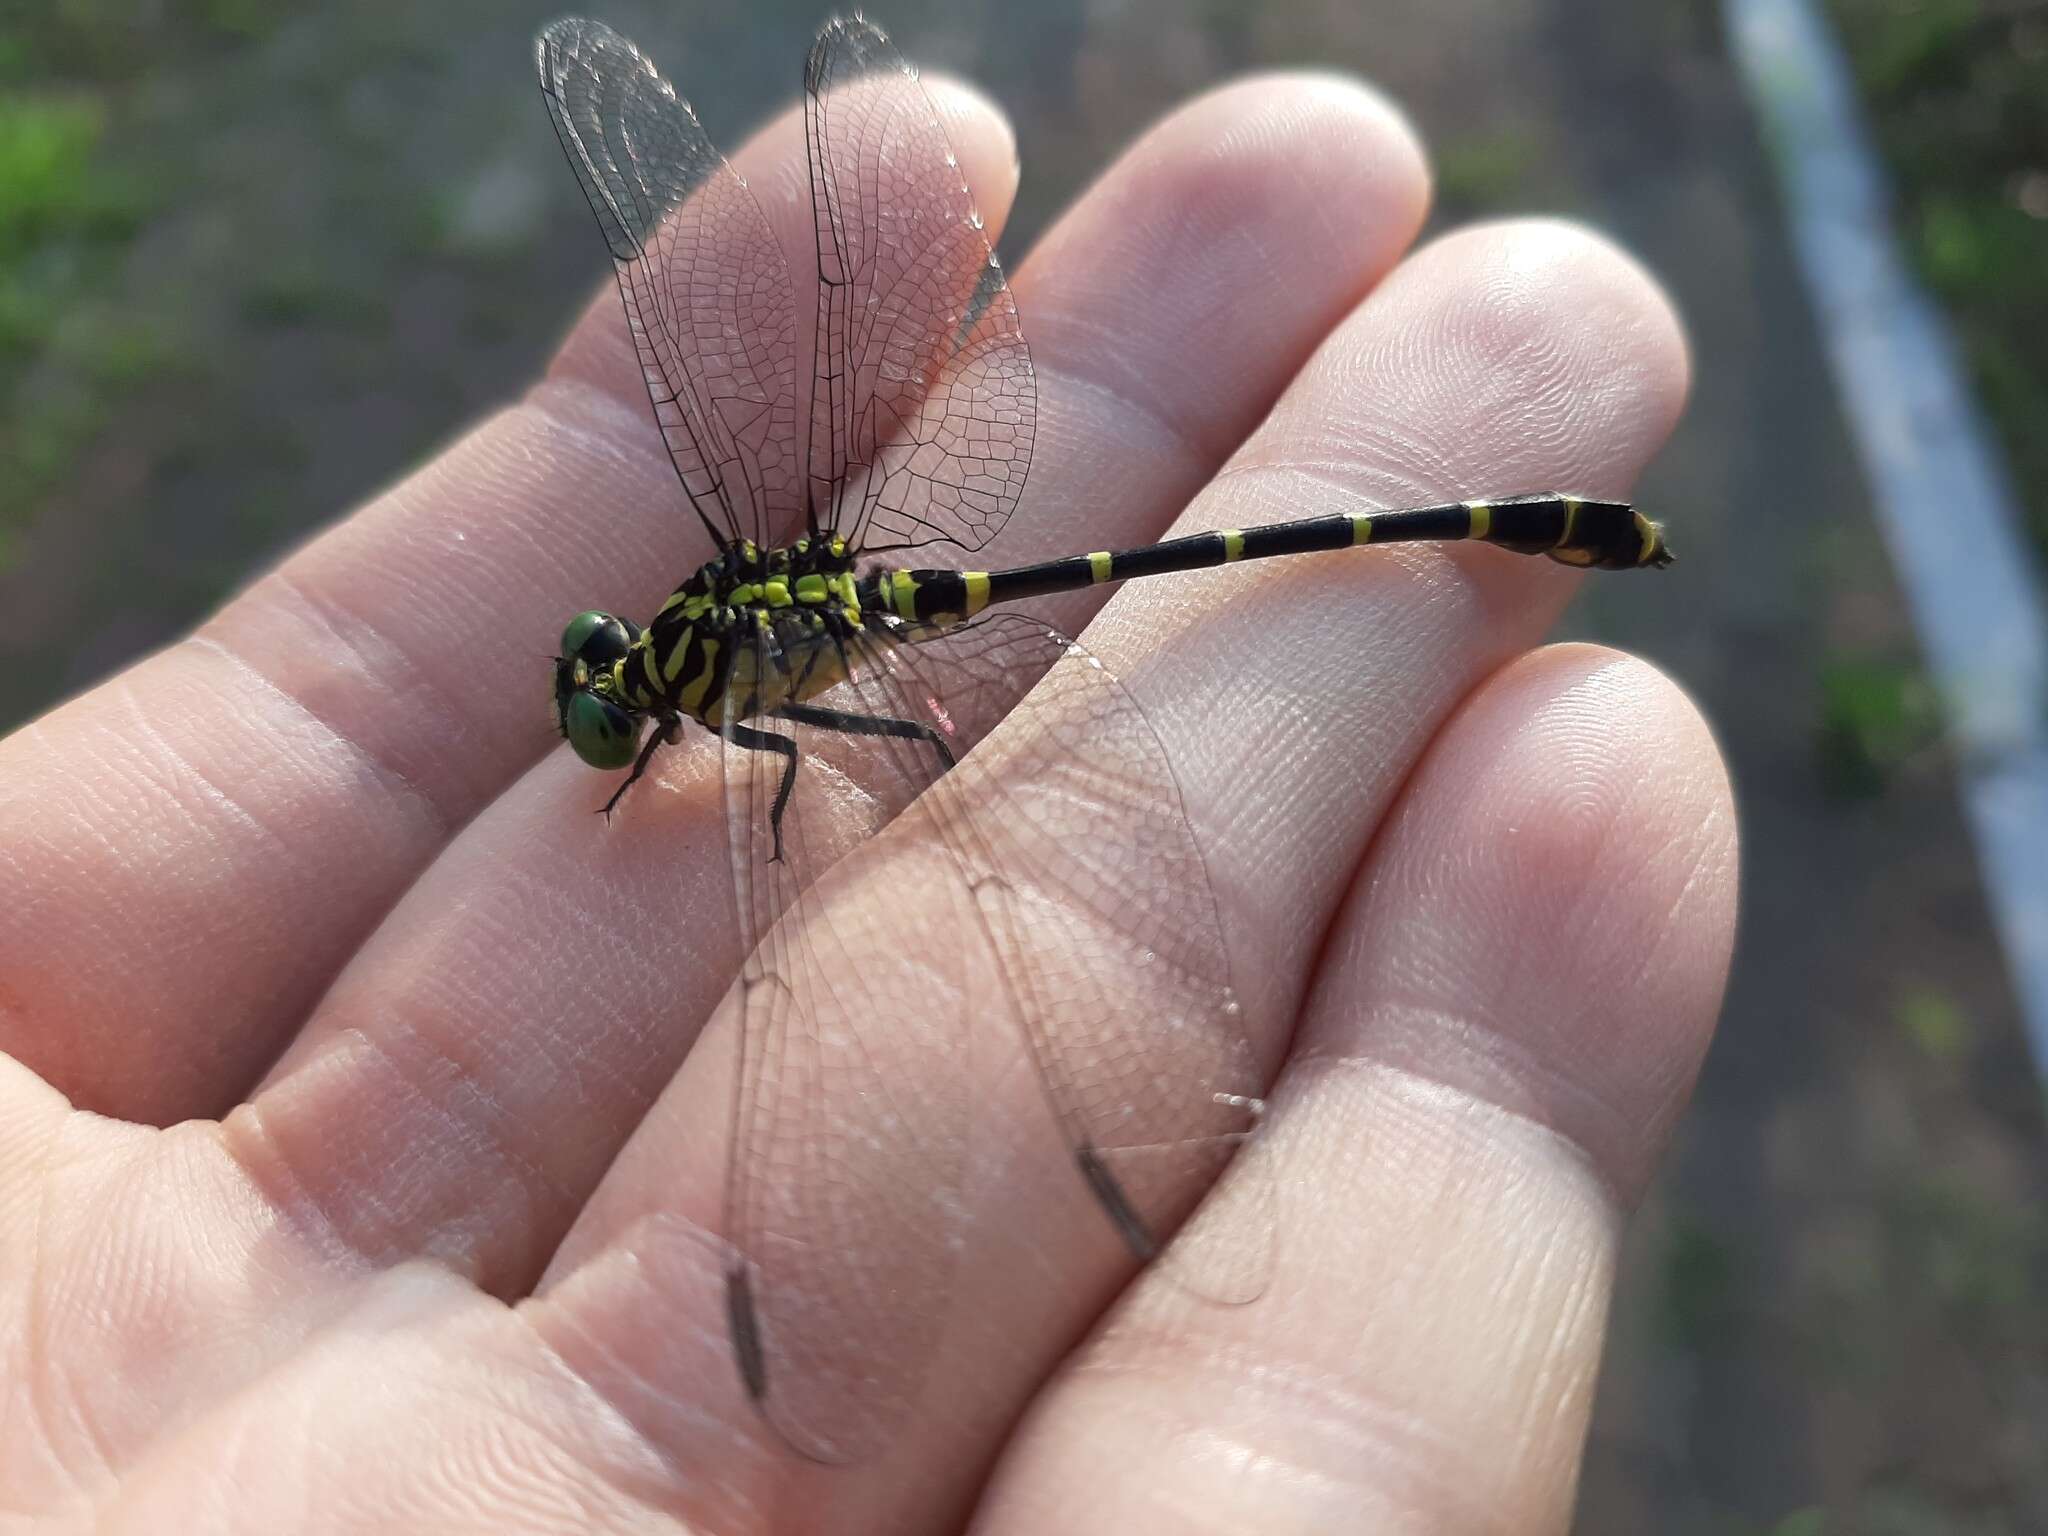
[1896,983,1972,1064]
[0,0,312,575]
[0,93,161,568]
[1660,1213,1745,1351]
[1434,125,1545,216]
[0,0,551,680]
[1828,0,2048,559]
[1815,650,1941,797]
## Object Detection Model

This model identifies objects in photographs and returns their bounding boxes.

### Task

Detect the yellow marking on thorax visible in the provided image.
[703,626,849,725]
[677,636,720,714]
[661,625,697,683]
[614,653,655,709]
[1464,500,1491,540]
[1222,529,1245,562]
[1088,551,1113,583]
[1351,515,1375,544]
[729,579,794,609]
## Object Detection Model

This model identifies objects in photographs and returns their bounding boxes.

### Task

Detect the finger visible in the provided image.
[0,82,1015,1124]
[235,74,1433,1317]
[522,223,1685,1524]
[979,647,1736,1532]
[1086,217,1693,1043]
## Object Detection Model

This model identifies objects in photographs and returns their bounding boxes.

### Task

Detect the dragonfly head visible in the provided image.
[554,610,645,770]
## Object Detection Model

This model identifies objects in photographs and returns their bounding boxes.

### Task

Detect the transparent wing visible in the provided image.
[537,18,798,550]
[719,612,1271,1460]
[885,617,1272,1310]
[719,617,976,1463]
[803,16,1036,554]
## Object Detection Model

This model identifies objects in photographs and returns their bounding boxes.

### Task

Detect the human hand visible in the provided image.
[0,68,1733,1533]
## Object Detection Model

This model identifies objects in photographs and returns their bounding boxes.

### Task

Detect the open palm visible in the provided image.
[1,65,1733,1535]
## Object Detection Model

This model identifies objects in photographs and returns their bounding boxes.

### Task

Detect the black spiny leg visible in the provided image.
[729,721,800,863]
[774,702,957,775]
[600,712,682,819]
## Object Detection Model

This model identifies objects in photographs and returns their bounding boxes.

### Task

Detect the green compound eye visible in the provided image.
[561,610,635,666]
[564,691,642,770]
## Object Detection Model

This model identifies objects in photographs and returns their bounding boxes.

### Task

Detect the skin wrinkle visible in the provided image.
[519,377,691,489]
[1310,666,1724,1209]
[183,626,447,842]
[225,1013,562,1284]
[1019,87,1423,455]
[463,400,693,606]
[521,1232,764,1529]
[44,689,305,1016]
[396,1347,625,1530]
[1283,1045,1624,1240]
[516,378,732,567]
[22,1122,164,1505]
[313,500,583,765]
[1508,1238,1607,1465]
[1272,227,1684,491]
[16,1144,94,1512]
[118,667,337,872]
[1352,997,1645,1209]
[247,805,737,1293]
[1022,351,1208,492]
[219,1085,396,1279]
[1065,1313,1507,1532]
[105,673,268,849]
[1104,614,1546,1090]
[89,1269,487,1530]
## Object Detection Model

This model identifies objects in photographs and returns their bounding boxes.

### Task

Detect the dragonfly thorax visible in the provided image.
[554,537,886,770]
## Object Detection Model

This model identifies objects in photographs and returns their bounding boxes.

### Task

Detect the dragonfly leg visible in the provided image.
[600,712,682,820]
[729,721,799,863]
[774,702,956,774]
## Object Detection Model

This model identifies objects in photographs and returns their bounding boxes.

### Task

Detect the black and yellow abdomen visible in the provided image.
[870,494,1670,627]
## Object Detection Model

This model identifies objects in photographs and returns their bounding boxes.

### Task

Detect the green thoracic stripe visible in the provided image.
[882,495,1662,622]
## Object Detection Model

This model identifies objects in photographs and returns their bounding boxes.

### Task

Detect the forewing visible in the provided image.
[537,18,798,549]
[804,16,1035,554]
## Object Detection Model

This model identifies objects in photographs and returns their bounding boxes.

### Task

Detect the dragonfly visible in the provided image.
[536,13,1670,1461]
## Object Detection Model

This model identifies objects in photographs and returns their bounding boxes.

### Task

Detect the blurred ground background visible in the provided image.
[3,1,2043,1529]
